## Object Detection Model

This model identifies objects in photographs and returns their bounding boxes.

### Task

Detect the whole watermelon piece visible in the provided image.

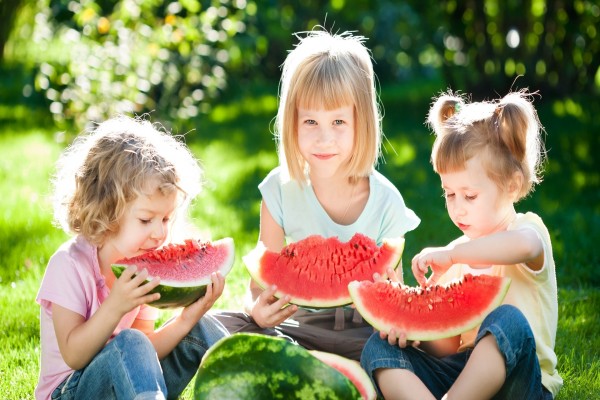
[348,273,511,341]
[112,237,234,309]
[243,233,404,308]
[194,333,375,399]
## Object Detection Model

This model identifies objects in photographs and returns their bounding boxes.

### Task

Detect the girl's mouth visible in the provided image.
[314,153,335,160]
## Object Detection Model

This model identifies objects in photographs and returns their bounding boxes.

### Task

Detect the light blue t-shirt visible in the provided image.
[259,167,420,245]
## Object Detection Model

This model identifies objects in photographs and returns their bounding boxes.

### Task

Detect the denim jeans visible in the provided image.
[360,305,553,399]
[51,314,228,400]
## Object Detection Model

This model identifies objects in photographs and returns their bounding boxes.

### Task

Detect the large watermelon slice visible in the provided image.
[243,233,404,308]
[111,237,234,309]
[348,274,511,341]
[194,333,374,399]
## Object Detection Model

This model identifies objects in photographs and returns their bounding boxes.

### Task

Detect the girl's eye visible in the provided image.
[444,192,455,199]
[163,217,170,223]
[305,119,316,125]
[139,219,151,225]
[466,195,477,201]
[333,119,344,125]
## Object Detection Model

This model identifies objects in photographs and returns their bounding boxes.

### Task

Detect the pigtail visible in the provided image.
[497,91,544,187]
[426,92,464,136]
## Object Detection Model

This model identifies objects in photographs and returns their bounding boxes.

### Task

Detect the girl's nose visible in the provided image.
[316,126,334,144]
[151,221,166,240]
[453,199,467,216]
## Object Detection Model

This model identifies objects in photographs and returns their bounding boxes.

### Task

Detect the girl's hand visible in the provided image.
[251,285,297,328]
[180,272,225,324]
[379,329,421,349]
[373,265,403,283]
[105,265,161,316]
[411,247,454,287]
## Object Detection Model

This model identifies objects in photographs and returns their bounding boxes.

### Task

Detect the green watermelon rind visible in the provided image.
[243,235,405,308]
[111,238,235,309]
[194,333,362,399]
[309,350,377,400]
[348,275,511,341]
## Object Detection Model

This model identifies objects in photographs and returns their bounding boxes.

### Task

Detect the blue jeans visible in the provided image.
[360,305,553,399]
[51,314,228,400]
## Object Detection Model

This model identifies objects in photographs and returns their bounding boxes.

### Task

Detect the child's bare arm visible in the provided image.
[412,227,543,286]
[244,201,297,327]
[53,266,160,370]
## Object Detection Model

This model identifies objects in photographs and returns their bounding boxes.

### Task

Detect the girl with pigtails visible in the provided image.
[360,91,562,399]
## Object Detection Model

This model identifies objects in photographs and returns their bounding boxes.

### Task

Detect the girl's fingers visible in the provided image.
[142,292,161,304]
[387,266,401,283]
[387,329,398,346]
[120,265,139,280]
[271,294,292,310]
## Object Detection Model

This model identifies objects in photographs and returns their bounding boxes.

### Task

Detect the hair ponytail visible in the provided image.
[497,91,544,188]
[427,92,464,137]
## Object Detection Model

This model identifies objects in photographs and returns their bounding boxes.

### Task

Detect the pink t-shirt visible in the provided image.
[35,236,159,400]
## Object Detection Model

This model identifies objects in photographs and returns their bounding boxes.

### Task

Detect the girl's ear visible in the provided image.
[508,171,524,200]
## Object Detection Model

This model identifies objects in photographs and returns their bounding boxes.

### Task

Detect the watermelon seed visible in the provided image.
[407,296,412,303]
[428,304,433,310]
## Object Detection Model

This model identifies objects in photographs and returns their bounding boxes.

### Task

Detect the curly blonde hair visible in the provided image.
[426,90,545,201]
[275,29,382,183]
[52,115,203,245]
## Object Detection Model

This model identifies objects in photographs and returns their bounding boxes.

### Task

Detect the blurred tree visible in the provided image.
[5,0,599,128]
[424,0,600,97]
[21,0,249,128]
[0,0,24,60]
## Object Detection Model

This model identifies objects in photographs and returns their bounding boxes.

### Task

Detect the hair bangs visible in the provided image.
[295,56,355,110]
[433,132,471,174]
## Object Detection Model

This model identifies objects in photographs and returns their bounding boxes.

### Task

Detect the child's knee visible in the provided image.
[113,329,154,353]
[482,305,534,340]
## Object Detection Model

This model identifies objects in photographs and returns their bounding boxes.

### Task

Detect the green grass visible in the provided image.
[0,76,599,398]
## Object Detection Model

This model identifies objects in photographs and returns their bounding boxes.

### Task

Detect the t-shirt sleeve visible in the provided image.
[376,176,420,239]
[37,251,94,318]
[258,167,284,227]
[509,212,552,277]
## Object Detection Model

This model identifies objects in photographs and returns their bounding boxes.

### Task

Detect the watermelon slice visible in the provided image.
[309,350,376,400]
[112,237,234,309]
[348,274,511,341]
[194,333,367,399]
[243,233,404,308]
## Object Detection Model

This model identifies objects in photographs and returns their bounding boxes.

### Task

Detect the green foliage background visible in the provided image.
[4,0,599,128]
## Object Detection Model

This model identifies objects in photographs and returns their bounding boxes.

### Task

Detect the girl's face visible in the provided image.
[297,105,355,180]
[102,181,179,263]
[440,154,516,239]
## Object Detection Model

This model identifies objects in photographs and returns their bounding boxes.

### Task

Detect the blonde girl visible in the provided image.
[361,91,562,399]
[215,29,419,361]
[36,116,227,400]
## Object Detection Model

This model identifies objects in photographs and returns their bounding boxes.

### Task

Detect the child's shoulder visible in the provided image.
[48,235,97,270]
[511,212,547,231]
[260,166,297,189]
[370,170,404,197]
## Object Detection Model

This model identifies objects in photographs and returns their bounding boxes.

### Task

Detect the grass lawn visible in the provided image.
[0,75,599,398]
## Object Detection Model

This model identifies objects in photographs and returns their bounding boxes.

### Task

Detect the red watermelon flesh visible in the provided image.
[348,274,511,341]
[112,237,234,309]
[309,350,377,400]
[244,233,404,308]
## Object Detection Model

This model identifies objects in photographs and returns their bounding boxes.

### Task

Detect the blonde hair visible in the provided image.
[52,115,203,245]
[427,90,545,201]
[276,29,381,183]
